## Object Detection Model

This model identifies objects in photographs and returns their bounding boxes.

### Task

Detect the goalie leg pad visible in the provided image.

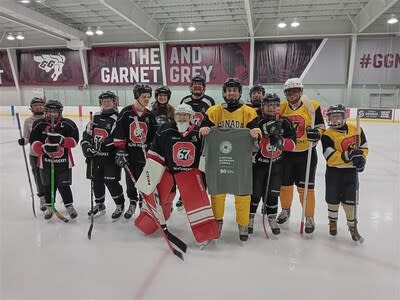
[175,169,219,243]
[136,158,166,195]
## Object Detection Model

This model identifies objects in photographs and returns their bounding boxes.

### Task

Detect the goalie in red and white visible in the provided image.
[135,103,220,243]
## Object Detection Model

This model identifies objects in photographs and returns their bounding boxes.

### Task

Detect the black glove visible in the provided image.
[342,149,364,162]
[306,127,320,142]
[269,135,284,150]
[82,143,98,159]
[46,132,64,145]
[42,143,59,155]
[18,138,25,146]
[263,120,283,136]
[115,150,128,167]
[353,156,366,172]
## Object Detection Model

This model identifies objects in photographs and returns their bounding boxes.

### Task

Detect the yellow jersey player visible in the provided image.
[322,104,368,241]
[200,78,261,242]
[277,78,325,234]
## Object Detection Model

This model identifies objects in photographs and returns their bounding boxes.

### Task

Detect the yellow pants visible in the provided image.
[280,185,315,217]
[211,194,250,226]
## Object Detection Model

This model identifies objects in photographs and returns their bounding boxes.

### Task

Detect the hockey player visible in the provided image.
[135,104,219,244]
[199,78,261,242]
[250,93,296,235]
[113,83,157,219]
[178,76,215,209]
[276,78,325,234]
[322,104,368,241]
[247,84,265,117]
[30,100,79,220]
[151,85,175,128]
[17,97,46,211]
[81,91,126,220]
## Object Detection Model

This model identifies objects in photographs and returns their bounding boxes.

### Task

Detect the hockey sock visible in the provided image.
[234,195,251,226]
[280,185,294,210]
[298,187,315,217]
[328,203,339,221]
[342,203,355,226]
[211,194,226,221]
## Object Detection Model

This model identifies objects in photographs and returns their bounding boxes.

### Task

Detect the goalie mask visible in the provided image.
[174,103,194,133]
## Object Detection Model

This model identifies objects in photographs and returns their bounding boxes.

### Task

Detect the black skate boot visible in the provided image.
[238,224,249,242]
[124,201,137,219]
[66,205,78,219]
[44,207,53,220]
[277,208,290,226]
[305,217,315,234]
[348,222,364,243]
[39,196,46,212]
[267,214,280,235]
[329,220,337,236]
[112,204,124,220]
[87,203,106,217]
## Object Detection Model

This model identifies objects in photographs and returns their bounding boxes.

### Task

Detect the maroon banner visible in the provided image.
[254,40,322,84]
[0,51,15,87]
[88,46,162,85]
[166,42,250,86]
[19,49,83,86]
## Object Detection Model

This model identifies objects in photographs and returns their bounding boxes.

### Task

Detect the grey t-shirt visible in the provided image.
[204,127,254,195]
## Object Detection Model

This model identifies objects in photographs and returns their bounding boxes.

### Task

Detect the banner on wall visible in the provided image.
[19,49,83,85]
[357,108,393,120]
[88,46,162,85]
[0,51,15,87]
[353,38,400,85]
[254,39,322,84]
[166,43,250,85]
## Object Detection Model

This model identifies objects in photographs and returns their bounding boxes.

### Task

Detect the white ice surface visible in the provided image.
[0,117,399,300]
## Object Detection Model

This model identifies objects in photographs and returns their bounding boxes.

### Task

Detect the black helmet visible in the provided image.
[262,93,280,104]
[249,84,265,97]
[44,99,63,112]
[222,78,242,94]
[327,104,346,116]
[30,97,45,107]
[133,83,152,100]
[155,85,172,101]
[99,91,117,105]
[191,75,206,87]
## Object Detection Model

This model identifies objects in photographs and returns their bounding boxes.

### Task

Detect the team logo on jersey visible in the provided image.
[33,54,66,82]
[259,137,281,158]
[193,112,204,126]
[129,121,148,143]
[287,115,305,138]
[191,135,198,143]
[172,142,196,167]
[219,141,232,154]
[44,137,64,158]
[341,136,357,151]
[93,128,109,144]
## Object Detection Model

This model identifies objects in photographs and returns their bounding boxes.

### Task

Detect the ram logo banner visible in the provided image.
[33,54,66,82]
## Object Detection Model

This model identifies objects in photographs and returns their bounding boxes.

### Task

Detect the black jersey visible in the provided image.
[147,122,202,174]
[114,104,157,164]
[180,94,215,126]
[253,118,296,164]
[81,110,119,161]
[30,117,79,169]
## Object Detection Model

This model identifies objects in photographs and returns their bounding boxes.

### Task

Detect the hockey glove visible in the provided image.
[82,143,98,159]
[306,127,321,142]
[115,150,128,167]
[269,135,284,150]
[42,143,59,155]
[342,149,363,163]
[18,138,25,146]
[263,120,283,136]
[353,155,366,172]
[47,132,64,145]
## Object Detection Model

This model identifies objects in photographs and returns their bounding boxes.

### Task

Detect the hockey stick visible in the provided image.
[124,165,186,260]
[261,150,274,240]
[299,104,315,235]
[87,112,94,240]
[353,115,365,243]
[16,113,37,218]
[49,115,69,223]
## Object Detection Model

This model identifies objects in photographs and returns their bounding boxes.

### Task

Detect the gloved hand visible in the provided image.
[18,138,25,146]
[46,132,64,145]
[306,127,320,142]
[269,135,284,150]
[353,155,366,172]
[263,120,282,136]
[115,150,128,167]
[42,143,59,155]
[342,149,363,162]
[82,143,98,159]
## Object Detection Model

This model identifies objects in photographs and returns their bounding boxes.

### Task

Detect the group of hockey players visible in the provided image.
[18,75,368,245]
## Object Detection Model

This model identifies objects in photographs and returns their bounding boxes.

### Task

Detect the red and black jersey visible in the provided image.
[113,104,157,164]
[147,122,202,174]
[81,110,119,161]
[180,94,215,126]
[253,117,296,164]
[30,118,79,169]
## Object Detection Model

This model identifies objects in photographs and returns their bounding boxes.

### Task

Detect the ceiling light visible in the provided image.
[291,19,300,27]
[7,33,15,40]
[176,23,184,32]
[187,23,196,32]
[278,21,287,28]
[387,15,398,25]
[16,33,25,40]
[86,27,94,36]
[95,27,103,35]
[19,0,31,3]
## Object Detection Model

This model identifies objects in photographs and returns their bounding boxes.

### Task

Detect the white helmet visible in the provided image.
[284,78,303,91]
[175,103,194,116]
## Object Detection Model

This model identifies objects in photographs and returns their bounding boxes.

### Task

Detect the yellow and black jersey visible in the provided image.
[204,103,259,130]
[280,98,325,152]
[321,123,368,168]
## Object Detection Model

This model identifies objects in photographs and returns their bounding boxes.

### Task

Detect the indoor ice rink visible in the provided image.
[1,1,400,300]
